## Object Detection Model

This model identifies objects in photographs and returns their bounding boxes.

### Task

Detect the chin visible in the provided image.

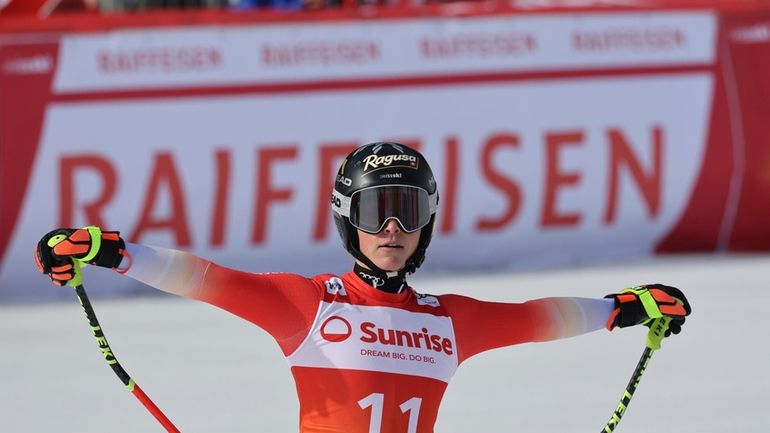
[373,259,405,272]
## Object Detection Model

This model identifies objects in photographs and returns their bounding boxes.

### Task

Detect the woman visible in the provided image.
[35,142,690,433]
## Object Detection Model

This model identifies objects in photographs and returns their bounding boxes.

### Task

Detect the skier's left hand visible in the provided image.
[604,284,691,336]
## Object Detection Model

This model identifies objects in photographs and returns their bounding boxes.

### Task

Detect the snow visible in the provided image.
[1,254,768,432]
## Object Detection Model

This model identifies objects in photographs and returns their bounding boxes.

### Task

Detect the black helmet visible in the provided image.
[332,142,439,274]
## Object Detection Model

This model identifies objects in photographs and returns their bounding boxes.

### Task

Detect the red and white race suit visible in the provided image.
[124,243,612,433]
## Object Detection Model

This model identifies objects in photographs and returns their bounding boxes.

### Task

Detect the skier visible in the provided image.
[35,142,691,433]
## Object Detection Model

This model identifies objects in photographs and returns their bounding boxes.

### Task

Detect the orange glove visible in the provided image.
[35,226,126,286]
[605,284,691,336]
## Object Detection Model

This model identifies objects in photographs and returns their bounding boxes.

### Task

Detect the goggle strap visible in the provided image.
[332,190,352,218]
[428,191,438,214]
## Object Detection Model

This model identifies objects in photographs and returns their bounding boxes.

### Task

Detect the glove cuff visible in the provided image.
[89,231,125,269]
[605,291,655,329]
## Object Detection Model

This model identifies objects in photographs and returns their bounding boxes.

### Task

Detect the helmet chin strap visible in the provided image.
[349,239,410,294]
[353,261,408,294]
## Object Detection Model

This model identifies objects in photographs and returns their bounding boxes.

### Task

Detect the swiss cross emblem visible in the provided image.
[324,277,347,296]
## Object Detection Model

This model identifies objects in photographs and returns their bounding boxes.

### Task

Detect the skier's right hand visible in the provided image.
[35,226,126,286]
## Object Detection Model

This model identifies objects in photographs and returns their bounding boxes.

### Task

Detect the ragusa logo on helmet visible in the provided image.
[362,154,418,172]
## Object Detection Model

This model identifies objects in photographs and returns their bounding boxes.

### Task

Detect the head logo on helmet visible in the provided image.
[331,142,439,274]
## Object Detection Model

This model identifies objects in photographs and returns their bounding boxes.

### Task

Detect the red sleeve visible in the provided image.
[196,265,323,355]
[440,294,612,364]
[123,243,322,355]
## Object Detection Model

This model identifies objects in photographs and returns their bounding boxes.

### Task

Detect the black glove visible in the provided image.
[605,284,691,337]
[35,226,126,286]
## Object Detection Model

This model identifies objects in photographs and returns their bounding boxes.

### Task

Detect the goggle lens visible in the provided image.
[350,186,431,234]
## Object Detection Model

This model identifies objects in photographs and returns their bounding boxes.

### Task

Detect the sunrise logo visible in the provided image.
[320,316,352,343]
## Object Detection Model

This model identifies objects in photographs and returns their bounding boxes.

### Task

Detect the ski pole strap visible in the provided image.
[618,286,664,321]
[80,225,103,263]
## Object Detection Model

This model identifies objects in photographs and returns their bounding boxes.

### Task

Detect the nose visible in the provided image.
[381,218,402,234]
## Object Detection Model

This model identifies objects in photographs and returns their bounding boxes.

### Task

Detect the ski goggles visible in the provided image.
[333,185,438,234]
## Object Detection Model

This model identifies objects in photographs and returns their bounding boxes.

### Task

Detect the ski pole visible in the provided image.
[69,261,180,432]
[600,316,672,433]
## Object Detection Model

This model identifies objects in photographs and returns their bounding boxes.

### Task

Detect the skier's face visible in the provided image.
[357,219,420,272]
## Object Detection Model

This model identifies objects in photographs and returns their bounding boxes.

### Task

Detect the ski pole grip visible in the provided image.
[645,316,672,350]
[67,258,84,288]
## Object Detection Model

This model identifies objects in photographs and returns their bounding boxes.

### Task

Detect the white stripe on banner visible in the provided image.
[53,12,716,93]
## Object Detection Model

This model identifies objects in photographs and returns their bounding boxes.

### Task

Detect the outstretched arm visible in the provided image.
[441,295,614,364]
[123,243,322,353]
[35,227,321,355]
[443,283,690,365]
